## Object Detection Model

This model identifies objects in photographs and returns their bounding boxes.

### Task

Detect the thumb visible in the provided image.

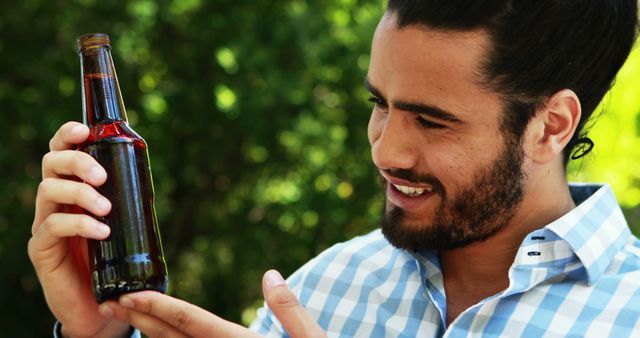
[262,270,326,338]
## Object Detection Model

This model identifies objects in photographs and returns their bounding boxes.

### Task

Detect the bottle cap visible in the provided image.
[77,33,111,51]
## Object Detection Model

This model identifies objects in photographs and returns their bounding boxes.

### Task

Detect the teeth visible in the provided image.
[393,184,432,196]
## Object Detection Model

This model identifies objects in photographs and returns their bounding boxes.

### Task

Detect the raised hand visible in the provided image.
[101,270,327,338]
[28,121,130,338]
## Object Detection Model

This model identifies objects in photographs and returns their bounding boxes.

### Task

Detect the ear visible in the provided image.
[530,89,581,164]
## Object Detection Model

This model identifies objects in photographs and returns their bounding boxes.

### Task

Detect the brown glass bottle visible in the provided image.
[76,33,168,303]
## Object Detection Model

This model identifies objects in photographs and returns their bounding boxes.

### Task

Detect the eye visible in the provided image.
[367,96,388,108]
[416,116,445,129]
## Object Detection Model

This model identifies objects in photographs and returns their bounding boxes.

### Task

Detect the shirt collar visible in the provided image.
[413,183,630,291]
[511,183,630,286]
[540,183,631,284]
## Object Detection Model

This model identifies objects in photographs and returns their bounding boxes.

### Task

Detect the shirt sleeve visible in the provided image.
[53,321,141,338]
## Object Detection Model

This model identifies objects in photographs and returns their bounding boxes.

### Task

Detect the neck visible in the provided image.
[441,159,575,322]
[80,46,127,126]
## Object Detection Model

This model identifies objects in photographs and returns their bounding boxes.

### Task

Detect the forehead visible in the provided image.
[369,14,503,122]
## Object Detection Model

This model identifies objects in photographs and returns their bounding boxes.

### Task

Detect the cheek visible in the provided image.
[425,143,483,190]
[430,151,466,181]
[436,138,510,192]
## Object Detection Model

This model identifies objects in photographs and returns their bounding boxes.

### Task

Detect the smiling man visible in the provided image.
[251,0,640,336]
[32,1,640,337]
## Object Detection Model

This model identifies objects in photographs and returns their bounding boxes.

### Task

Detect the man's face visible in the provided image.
[367,14,527,251]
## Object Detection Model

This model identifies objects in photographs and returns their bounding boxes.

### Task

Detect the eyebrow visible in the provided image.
[363,77,463,124]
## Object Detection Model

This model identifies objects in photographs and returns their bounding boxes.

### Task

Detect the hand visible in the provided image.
[100,270,327,337]
[27,121,130,338]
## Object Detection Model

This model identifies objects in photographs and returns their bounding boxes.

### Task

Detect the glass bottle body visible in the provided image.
[78,33,168,302]
[78,122,168,303]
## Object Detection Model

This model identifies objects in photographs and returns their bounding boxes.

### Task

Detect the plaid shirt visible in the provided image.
[250,183,640,337]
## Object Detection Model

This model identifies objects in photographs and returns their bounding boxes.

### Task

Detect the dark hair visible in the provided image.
[386,0,638,165]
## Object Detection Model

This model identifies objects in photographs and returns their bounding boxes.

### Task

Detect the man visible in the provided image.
[30,0,639,337]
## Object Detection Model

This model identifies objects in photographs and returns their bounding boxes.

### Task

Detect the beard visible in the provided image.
[380,137,525,252]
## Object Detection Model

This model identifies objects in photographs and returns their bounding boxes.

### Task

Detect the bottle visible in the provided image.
[76,33,168,303]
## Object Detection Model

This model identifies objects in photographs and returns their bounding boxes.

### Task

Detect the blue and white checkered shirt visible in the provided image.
[250,183,640,337]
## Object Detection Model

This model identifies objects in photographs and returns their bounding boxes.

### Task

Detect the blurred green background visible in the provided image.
[0,0,638,336]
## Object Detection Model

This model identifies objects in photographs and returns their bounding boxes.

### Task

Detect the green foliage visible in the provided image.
[568,46,640,208]
[0,0,637,336]
[567,45,640,234]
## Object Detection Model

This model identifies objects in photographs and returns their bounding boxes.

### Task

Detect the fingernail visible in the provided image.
[99,304,114,318]
[120,296,134,309]
[265,270,285,288]
[90,166,106,182]
[97,223,110,237]
[71,125,85,135]
[96,197,110,211]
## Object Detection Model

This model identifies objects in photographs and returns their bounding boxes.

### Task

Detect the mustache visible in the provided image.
[379,168,446,196]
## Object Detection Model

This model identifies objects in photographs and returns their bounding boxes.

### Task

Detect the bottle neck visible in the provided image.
[80,45,128,126]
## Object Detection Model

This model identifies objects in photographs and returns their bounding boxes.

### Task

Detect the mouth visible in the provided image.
[380,171,440,210]
[391,183,434,197]
[380,171,436,196]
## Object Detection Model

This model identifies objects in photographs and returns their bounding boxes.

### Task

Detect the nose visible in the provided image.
[370,111,419,171]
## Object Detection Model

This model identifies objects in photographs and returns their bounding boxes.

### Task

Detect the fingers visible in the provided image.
[49,121,89,151]
[121,291,218,334]
[262,270,326,338]
[33,120,107,237]
[101,291,258,338]
[42,150,107,184]
[33,178,111,235]
[99,301,189,338]
[30,213,110,254]
[37,130,108,235]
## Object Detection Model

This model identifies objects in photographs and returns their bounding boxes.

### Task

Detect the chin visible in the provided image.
[385,200,436,225]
